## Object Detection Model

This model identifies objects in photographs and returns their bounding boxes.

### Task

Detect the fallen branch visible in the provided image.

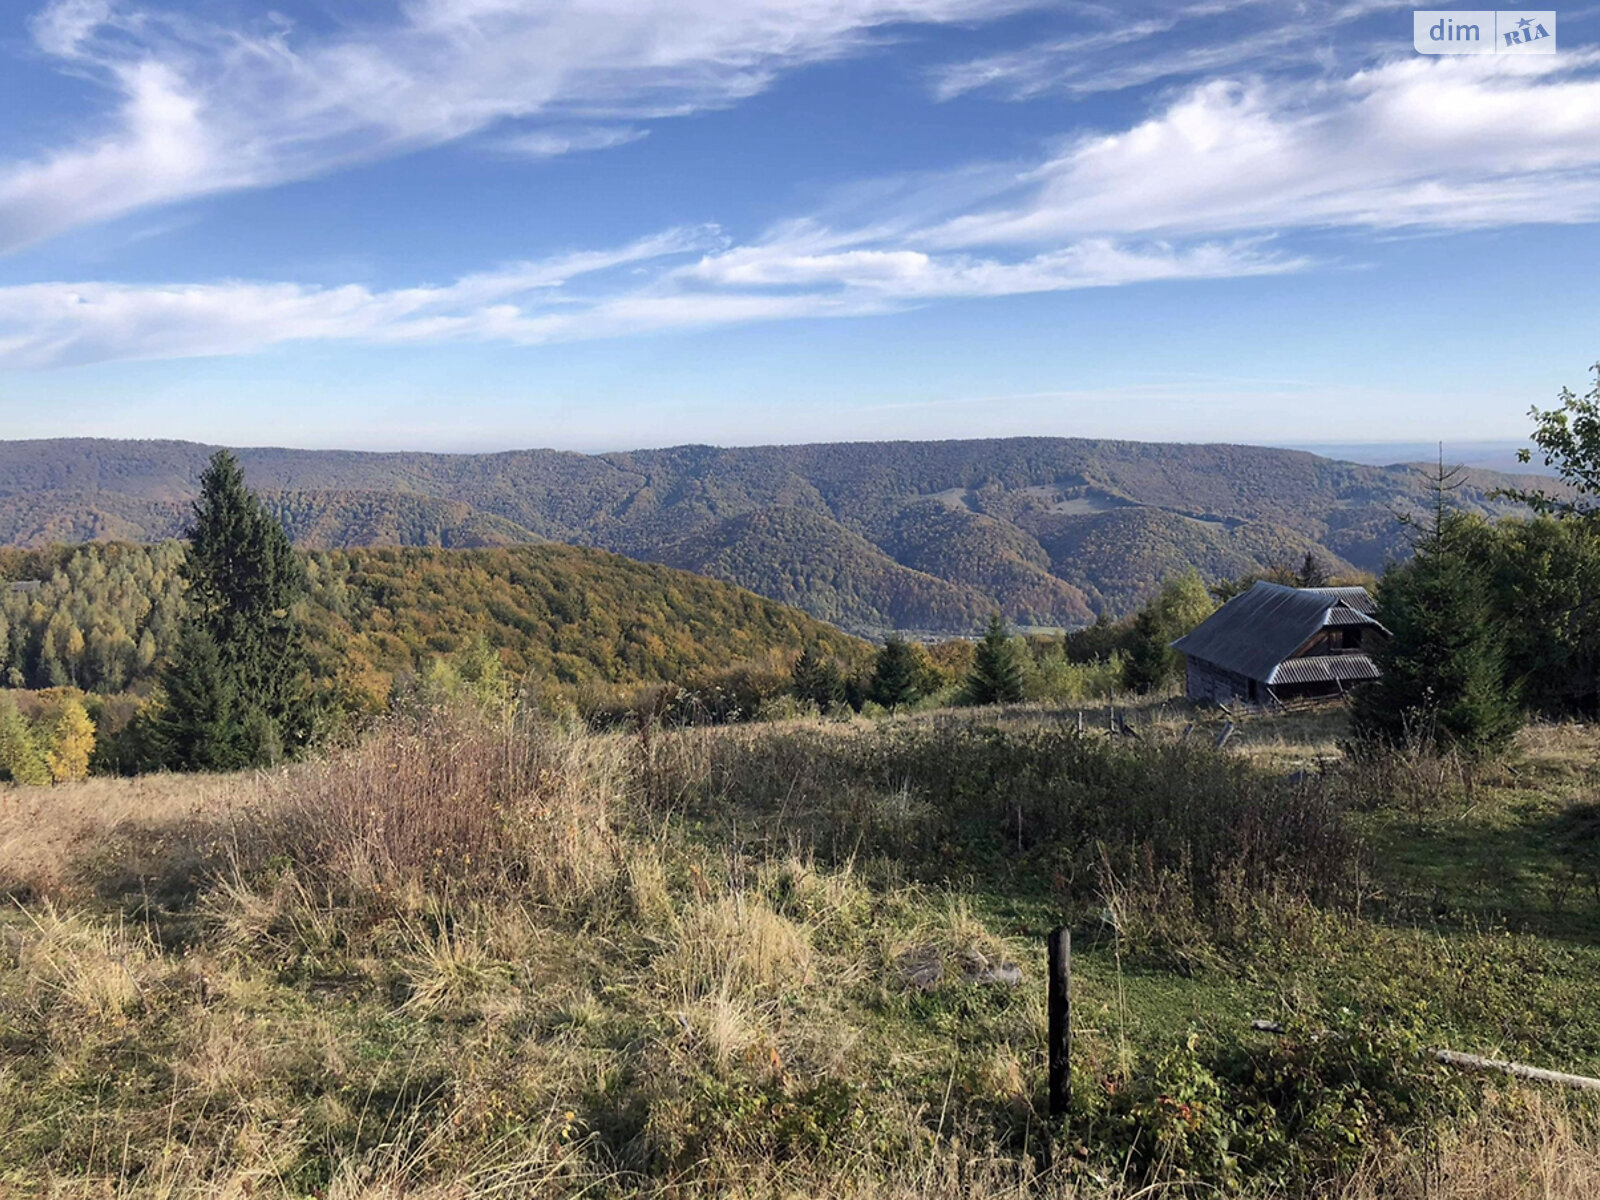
[1248,1020,1600,1092]
[1432,1049,1600,1093]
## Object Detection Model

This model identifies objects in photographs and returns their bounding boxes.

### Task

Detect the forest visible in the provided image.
[0,434,1548,633]
[0,540,866,708]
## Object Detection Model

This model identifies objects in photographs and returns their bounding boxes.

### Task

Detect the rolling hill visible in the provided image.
[0,541,869,702]
[0,436,1551,634]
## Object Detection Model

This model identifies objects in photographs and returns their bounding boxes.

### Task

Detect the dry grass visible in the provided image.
[5,706,1600,1198]
[1339,1089,1600,1200]
[0,770,231,899]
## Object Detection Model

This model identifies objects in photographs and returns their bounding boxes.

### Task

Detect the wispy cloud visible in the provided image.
[6,29,1600,369]
[931,0,1411,100]
[492,126,649,159]
[926,53,1600,244]
[0,232,1293,368]
[0,0,1036,253]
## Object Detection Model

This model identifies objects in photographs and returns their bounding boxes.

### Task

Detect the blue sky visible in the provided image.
[0,0,1597,451]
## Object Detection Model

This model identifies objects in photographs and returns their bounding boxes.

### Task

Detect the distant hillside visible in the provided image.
[655,506,999,632]
[0,541,867,702]
[0,437,1554,634]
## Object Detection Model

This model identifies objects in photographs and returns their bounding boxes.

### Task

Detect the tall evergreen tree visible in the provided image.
[1352,461,1520,756]
[869,635,923,711]
[151,627,255,771]
[156,451,310,769]
[791,645,845,711]
[964,614,1026,705]
[1296,552,1331,588]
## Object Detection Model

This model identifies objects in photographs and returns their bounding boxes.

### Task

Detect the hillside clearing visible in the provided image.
[2,705,1600,1196]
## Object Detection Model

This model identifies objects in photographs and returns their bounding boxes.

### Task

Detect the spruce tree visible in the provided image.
[791,645,844,711]
[1352,461,1520,756]
[869,635,922,711]
[965,614,1026,705]
[152,627,256,772]
[1296,552,1331,588]
[1120,605,1172,694]
[157,451,310,769]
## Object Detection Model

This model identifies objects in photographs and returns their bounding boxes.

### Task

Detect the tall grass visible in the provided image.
[4,707,1598,1197]
[238,705,628,913]
[653,716,1358,921]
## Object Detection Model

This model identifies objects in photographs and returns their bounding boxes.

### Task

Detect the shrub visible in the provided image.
[1082,1007,1463,1188]
[655,720,1356,921]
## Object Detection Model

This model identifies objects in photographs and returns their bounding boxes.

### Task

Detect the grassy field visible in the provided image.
[3,701,1600,1197]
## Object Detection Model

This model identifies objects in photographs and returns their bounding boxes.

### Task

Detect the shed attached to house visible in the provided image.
[1170,582,1387,705]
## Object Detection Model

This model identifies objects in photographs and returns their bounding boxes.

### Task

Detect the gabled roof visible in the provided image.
[1301,586,1378,615]
[1170,581,1386,684]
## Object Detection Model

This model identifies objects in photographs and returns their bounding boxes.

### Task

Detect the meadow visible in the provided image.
[3,699,1600,1197]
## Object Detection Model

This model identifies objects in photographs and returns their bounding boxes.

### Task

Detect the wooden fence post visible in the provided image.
[1048,926,1071,1117]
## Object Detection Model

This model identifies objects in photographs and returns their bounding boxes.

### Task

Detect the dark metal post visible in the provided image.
[1047,925,1071,1116]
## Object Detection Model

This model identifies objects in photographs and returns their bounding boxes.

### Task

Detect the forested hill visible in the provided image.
[0,542,867,703]
[0,437,1548,632]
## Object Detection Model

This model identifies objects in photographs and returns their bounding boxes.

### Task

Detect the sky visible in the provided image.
[0,0,1598,452]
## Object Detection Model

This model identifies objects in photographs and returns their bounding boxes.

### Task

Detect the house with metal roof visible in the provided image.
[1169,582,1388,706]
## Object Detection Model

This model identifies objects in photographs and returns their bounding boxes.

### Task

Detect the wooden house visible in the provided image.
[1169,582,1387,706]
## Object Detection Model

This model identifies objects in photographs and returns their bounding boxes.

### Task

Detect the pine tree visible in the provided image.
[151,627,258,771]
[1352,461,1520,756]
[964,614,1026,705]
[183,451,308,720]
[1120,605,1172,694]
[869,635,923,711]
[792,645,844,711]
[157,451,311,769]
[1296,552,1331,588]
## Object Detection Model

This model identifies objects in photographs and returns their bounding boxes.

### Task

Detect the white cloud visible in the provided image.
[927,53,1600,245]
[930,0,1411,100]
[681,234,1297,296]
[0,229,1297,368]
[0,0,1034,252]
[493,126,649,158]
[6,24,1600,368]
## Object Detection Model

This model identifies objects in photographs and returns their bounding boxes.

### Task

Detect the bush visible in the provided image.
[1082,1007,1464,1188]
[655,720,1357,919]
[243,708,625,911]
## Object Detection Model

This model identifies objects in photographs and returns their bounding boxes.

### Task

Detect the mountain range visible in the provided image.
[0,437,1551,635]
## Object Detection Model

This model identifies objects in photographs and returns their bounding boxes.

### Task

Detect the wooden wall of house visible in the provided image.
[1185,658,1254,704]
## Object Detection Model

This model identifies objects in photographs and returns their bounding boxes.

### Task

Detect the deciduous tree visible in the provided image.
[1122,571,1216,693]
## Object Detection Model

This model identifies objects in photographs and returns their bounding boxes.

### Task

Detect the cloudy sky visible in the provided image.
[0,0,1597,450]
